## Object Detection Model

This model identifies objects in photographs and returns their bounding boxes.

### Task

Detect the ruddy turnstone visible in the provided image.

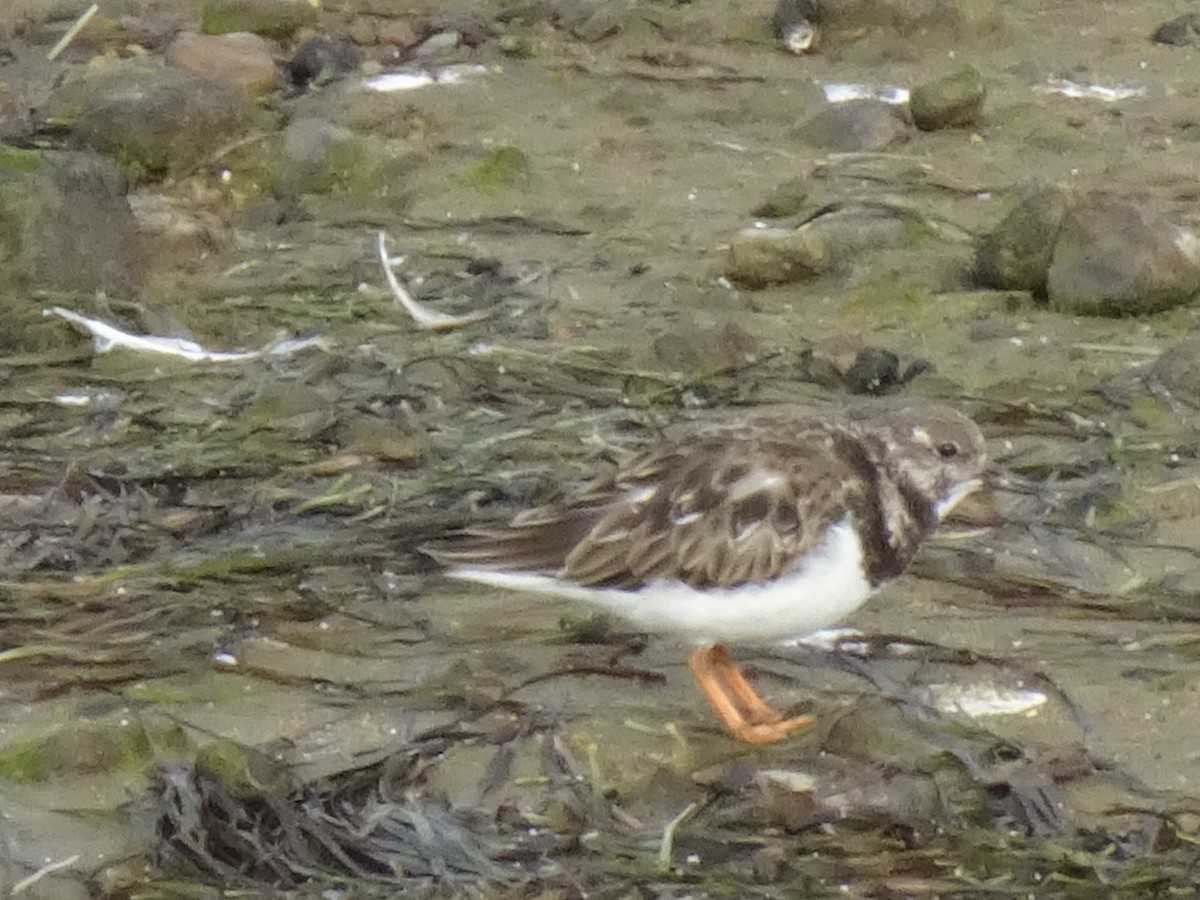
[428,403,987,744]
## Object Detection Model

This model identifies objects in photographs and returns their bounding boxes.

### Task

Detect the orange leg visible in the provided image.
[686,644,812,744]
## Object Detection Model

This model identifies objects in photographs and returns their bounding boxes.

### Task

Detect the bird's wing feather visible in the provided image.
[433,420,871,590]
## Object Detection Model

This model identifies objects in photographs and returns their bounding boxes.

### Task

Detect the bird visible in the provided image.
[426,402,987,744]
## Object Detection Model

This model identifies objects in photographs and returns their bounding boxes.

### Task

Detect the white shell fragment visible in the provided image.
[786,626,870,652]
[362,65,489,93]
[1033,78,1147,102]
[820,82,911,105]
[919,682,1048,718]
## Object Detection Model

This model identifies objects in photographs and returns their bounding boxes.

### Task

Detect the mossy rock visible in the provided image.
[201,0,318,39]
[460,147,532,193]
[0,720,189,782]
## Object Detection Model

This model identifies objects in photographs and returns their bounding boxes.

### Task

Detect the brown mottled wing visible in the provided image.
[434,420,868,589]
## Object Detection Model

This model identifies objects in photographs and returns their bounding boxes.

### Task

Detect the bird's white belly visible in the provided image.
[446,518,873,644]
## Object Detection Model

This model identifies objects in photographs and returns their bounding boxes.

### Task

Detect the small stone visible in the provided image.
[794,100,909,153]
[165,32,278,96]
[750,177,810,219]
[413,30,461,58]
[498,33,537,57]
[842,347,902,395]
[1148,338,1200,406]
[974,184,1070,294]
[377,17,423,48]
[282,117,352,169]
[755,768,818,831]
[556,0,626,41]
[1152,13,1200,46]
[910,65,986,130]
[288,37,361,86]
[725,226,831,288]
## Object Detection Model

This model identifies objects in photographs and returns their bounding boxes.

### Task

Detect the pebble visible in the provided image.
[909,65,986,130]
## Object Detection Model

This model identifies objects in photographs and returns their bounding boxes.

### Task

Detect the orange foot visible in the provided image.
[687,643,812,744]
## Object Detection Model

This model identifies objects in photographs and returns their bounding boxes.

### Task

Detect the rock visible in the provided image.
[842,347,930,394]
[909,65,986,130]
[802,202,933,266]
[651,321,762,373]
[555,0,626,41]
[288,37,362,87]
[1152,13,1200,46]
[377,17,424,48]
[794,100,909,153]
[725,225,831,287]
[1148,338,1200,408]
[1046,195,1200,317]
[165,32,278,96]
[52,62,256,177]
[796,0,1003,42]
[729,201,944,289]
[750,177,810,219]
[201,0,318,39]
[0,152,144,296]
[412,30,461,58]
[278,116,353,192]
[974,185,1070,294]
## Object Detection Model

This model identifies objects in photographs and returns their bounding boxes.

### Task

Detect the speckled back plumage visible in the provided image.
[429,404,986,591]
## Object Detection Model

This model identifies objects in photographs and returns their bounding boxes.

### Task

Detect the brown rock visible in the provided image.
[165,31,278,96]
[378,17,423,48]
[1047,194,1200,317]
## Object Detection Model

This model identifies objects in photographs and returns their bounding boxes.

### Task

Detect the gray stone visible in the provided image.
[277,117,353,192]
[1148,338,1200,407]
[288,37,362,87]
[1152,13,1200,46]
[974,185,1070,294]
[751,177,811,220]
[53,62,256,177]
[1047,195,1200,317]
[794,100,909,153]
[910,66,986,130]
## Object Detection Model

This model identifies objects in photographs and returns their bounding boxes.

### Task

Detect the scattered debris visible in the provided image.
[47,3,99,61]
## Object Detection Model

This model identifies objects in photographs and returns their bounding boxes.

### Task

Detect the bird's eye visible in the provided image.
[937,442,960,459]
